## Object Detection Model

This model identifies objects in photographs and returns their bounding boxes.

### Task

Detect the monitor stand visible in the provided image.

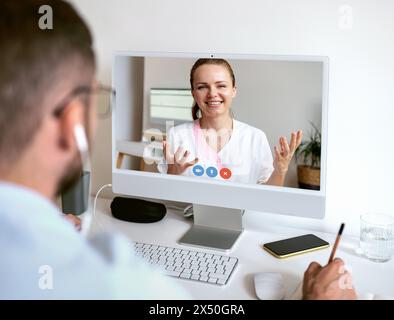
[178,204,244,252]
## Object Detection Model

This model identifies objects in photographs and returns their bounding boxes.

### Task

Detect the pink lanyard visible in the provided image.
[193,121,223,170]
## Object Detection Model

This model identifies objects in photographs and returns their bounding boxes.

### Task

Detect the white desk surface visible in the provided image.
[89,198,394,300]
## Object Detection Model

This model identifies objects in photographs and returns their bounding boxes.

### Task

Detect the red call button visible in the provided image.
[220,168,232,179]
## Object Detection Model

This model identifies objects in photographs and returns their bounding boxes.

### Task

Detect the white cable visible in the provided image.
[92,183,112,230]
[164,202,194,218]
[81,183,112,237]
[165,203,189,211]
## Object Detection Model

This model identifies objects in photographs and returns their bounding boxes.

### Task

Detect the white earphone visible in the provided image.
[73,123,89,162]
[73,123,92,237]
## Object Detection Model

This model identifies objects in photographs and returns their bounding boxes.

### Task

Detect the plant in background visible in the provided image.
[295,122,321,190]
[295,122,321,168]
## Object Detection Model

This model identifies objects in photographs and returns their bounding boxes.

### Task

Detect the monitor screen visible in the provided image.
[112,52,328,220]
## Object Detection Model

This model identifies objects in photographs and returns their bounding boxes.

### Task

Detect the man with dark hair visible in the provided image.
[0,0,186,299]
[0,0,356,300]
[0,0,95,193]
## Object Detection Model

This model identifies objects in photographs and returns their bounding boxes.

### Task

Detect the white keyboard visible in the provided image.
[134,242,238,286]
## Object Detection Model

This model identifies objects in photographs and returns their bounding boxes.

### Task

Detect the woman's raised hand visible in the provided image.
[273,130,302,174]
[163,141,198,175]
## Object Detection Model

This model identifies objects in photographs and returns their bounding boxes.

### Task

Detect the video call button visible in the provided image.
[220,168,232,180]
[192,165,204,176]
[206,166,218,178]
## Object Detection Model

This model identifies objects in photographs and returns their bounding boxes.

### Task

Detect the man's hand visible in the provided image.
[164,141,198,175]
[273,130,302,174]
[64,214,82,232]
[303,258,357,300]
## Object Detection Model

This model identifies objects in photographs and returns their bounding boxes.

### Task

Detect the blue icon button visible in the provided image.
[206,166,218,178]
[192,165,205,176]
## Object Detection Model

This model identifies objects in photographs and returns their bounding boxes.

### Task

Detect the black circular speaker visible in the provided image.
[110,197,166,223]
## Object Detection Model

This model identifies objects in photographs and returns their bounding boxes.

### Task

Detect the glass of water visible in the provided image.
[360,213,394,262]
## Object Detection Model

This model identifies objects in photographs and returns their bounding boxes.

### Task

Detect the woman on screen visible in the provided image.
[159,58,302,186]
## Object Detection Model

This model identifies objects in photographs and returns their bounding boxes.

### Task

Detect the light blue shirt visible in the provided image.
[0,183,188,299]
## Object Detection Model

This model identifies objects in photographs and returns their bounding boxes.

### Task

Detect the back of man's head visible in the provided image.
[0,0,95,170]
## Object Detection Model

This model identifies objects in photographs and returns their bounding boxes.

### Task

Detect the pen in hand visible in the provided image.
[327,223,345,264]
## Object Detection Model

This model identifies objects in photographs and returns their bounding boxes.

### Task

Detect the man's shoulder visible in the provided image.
[87,231,136,263]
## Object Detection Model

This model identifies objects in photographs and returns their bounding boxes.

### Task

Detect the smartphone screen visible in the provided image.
[263,234,330,258]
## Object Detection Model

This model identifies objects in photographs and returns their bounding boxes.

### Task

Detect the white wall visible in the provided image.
[69,0,394,236]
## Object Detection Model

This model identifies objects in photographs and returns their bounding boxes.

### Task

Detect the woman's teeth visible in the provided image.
[207,101,222,107]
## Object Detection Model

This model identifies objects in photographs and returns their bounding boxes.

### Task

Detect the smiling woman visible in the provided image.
[191,58,236,123]
[159,58,302,186]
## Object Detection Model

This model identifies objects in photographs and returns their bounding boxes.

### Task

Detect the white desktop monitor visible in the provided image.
[112,52,329,251]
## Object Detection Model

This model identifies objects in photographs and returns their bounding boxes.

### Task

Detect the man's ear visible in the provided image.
[58,100,85,152]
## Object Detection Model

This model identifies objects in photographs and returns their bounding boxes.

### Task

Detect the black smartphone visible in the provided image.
[263,234,330,259]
